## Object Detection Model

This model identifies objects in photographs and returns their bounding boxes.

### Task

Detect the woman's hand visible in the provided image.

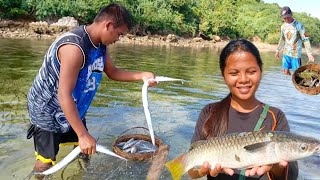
[198,161,234,177]
[189,160,288,179]
[245,160,288,176]
[245,165,273,176]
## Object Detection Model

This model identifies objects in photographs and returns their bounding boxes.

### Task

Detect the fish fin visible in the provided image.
[190,140,206,149]
[165,154,187,180]
[244,141,271,152]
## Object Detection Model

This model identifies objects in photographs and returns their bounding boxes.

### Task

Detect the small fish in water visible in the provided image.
[165,131,320,180]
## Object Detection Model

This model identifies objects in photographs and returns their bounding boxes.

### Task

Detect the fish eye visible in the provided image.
[299,144,308,151]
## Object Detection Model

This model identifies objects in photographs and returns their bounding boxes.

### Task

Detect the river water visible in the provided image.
[0,38,319,180]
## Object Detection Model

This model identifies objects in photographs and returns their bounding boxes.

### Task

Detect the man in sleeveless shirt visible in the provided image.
[26,3,157,176]
[275,6,315,75]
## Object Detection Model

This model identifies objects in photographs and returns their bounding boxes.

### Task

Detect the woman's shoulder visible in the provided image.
[202,101,219,110]
[196,102,219,124]
[263,104,289,131]
[200,101,220,114]
[265,104,285,115]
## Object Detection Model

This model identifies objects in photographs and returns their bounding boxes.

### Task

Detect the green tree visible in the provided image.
[1,0,319,45]
[0,0,30,19]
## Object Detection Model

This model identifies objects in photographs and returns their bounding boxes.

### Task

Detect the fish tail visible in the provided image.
[165,154,187,180]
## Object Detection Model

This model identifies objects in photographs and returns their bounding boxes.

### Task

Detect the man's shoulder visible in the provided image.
[294,19,302,24]
[293,20,304,28]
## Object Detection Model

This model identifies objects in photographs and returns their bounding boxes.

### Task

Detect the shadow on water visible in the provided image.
[0,38,319,179]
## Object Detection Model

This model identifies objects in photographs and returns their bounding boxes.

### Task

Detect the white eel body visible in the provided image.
[38,144,126,175]
[38,76,183,175]
[142,76,184,145]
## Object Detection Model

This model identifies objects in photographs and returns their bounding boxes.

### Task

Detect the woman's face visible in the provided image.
[223,51,262,102]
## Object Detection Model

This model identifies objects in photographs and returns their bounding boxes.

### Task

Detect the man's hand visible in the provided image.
[275,51,280,60]
[142,72,157,87]
[78,132,97,155]
[307,54,315,62]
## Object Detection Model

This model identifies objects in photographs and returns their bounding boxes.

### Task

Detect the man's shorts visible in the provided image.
[282,55,301,72]
[27,121,87,165]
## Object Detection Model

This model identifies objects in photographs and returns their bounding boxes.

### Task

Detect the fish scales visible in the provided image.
[165,131,320,180]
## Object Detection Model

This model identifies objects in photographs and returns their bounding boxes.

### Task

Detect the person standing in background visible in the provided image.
[275,6,314,75]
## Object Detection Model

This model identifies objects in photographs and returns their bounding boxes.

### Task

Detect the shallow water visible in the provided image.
[0,38,319,180]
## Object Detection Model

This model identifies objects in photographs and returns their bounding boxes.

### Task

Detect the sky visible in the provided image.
[263,0,320,19]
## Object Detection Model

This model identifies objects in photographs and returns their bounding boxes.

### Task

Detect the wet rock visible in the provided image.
[192,37,204,42]
[49,16,79,33]
[0,20,15,28]
[29,21,49,34]
[212,35,221,42]
[166,34,179,43]
[198,31,212,41]
[126,33,135,39]
[251,35,262,43]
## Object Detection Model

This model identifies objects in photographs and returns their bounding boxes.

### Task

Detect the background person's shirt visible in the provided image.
[277,19,312,58]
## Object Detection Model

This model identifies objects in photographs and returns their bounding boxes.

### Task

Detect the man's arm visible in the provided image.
[58,44,96,155]
[275,26,285,59]
[104,53,155,82]
[299,24,315,62]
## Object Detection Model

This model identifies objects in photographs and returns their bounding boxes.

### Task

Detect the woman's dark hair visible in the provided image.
[94,3,133,29]
[220,39,263,75]
[202,39,263,138]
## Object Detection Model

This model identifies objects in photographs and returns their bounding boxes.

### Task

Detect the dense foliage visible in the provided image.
[1,0,319,44]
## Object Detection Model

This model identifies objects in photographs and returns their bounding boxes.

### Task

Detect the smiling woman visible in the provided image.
[187,39,299,180]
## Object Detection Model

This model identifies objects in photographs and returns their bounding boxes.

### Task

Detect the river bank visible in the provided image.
[0,19,319,56]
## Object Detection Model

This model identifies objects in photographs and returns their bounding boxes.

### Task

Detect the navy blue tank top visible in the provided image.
[27,25,106,133]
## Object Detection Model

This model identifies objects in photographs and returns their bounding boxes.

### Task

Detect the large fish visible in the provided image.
[142,76,184,145]
[165,131,320,180]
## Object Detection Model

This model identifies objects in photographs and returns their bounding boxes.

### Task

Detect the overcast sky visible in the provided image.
[263,0,320,19]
